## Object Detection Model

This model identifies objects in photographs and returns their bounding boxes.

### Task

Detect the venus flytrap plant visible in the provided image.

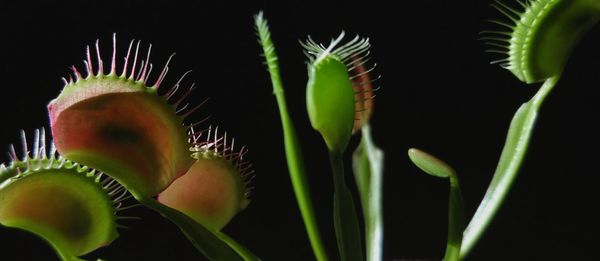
[6,3,593,258]
[0,129,126,261]
[302,33,378,261]
[256,11,384,261]
[257,3,600,259]
[47,35,254,260]
[302,34,357,153]
[463,0,600,257]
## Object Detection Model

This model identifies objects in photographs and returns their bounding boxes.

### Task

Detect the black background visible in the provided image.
[1,0,599,260]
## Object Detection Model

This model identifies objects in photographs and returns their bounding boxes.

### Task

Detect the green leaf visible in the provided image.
[352,124,384,261]
[302,32,365,261]
[306,56,355,153]
[408,148,463,261]
[461,76,559,258]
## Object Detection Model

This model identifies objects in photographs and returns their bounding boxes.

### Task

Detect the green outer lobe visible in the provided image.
[0,168,118,258]
[509,0,600,83]
[49,77,192,198]
[307,56,355,153]
[49,76,144,117]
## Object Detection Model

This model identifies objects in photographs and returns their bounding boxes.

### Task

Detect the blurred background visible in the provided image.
[1,0,599,260]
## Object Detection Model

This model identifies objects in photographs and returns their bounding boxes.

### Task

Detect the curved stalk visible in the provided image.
[408,148,464,261]
[444,173,464,261]
[352,124,384,261]
[461,76,559,257]
[138,196,255,261]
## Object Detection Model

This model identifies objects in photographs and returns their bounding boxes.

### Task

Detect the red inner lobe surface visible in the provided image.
[350,56,374,133]
[158,158,237,229]
[50,92,187,195]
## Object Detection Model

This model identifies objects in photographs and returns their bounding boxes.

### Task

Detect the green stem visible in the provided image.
[138,196,249,261]
[461,76,559,258]
[444,174,464,261]
[329,151,363,261]
[216,232,260,261]
[254,12,329,261]
[352,125,384,261]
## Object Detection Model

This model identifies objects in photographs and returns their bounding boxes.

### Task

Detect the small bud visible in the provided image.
[302,32,377,152]
[408,148,454,178]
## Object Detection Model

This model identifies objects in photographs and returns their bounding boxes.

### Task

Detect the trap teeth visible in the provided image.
[485,0,600,83]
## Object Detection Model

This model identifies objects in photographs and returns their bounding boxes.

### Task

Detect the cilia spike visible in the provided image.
[63,35,170,89]
[159,126,253,231]
[0,128,129,260]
